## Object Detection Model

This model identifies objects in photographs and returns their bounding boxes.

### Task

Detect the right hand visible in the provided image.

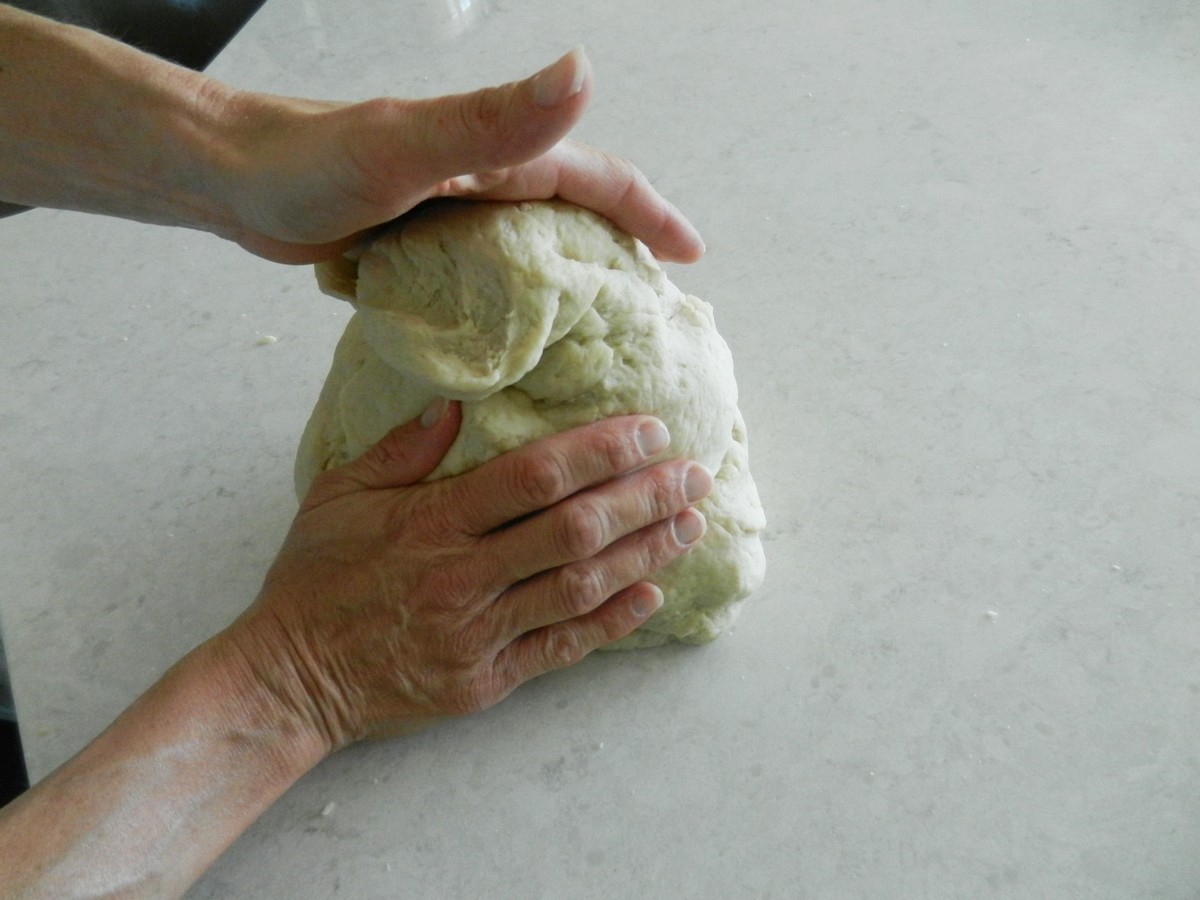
[227,401,711,750]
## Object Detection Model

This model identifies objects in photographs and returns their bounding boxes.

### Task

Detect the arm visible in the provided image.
[0,405,711,897]
[0,3,233,231]
[0,634,323,897]
[0,3,704,264]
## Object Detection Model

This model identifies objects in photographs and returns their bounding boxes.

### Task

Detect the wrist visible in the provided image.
[0,619,333,897]
[213,603,356,761]
[195,620,333,782]
[0,5,244,234]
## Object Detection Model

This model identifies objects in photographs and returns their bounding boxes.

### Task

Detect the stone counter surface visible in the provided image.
[2,0,1198,896]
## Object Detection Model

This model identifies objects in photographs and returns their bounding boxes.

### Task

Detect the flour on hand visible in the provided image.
[297,200,766,648]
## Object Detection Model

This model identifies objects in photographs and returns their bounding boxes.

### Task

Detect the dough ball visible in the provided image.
[297,199,766,648]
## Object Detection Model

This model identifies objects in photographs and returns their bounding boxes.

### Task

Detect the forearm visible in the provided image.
[0,3,239,232]
[0,628,326,899]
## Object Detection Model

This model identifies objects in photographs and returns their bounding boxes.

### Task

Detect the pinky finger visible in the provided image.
[496,582,664,685]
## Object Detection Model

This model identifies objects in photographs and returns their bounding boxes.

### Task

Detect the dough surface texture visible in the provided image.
[297,200,766,648]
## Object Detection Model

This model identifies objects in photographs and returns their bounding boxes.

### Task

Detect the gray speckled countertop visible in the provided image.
[2,0,1199,896]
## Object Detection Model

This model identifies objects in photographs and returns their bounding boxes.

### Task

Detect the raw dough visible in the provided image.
[296,199,766,648]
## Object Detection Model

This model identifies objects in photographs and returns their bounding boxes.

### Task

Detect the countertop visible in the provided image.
[2,0,1199,896]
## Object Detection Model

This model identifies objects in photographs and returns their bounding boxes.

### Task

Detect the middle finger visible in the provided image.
[490,506,708,645]
[482,458,712,586]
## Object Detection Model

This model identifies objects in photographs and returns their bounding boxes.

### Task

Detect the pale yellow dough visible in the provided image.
[297,200,766,648]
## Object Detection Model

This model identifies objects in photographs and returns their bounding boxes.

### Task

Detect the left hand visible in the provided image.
[211,48,706,264]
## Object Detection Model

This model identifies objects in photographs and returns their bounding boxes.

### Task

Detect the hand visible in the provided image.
[228,402,711,749]
[1,10,702,267]
[214,48,706,264]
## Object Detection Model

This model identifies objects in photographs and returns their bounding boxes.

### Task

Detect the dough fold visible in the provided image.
[298,199,766,648]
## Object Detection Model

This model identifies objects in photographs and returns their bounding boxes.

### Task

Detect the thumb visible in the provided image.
[303,399,462,507]
[402,47,592,183]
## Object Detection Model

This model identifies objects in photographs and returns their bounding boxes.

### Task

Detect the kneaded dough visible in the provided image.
[296,199,766,648]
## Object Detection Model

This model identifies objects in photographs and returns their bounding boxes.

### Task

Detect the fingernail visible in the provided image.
[635,419,670,458]
[683,465,713,503]
[532,46,589,109]
[632,584,664,619]
[420,397,449,428]
[670,201,707,260]
[673,509,706,546]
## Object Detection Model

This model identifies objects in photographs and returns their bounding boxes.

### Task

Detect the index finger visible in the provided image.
[461,140,706,264]
[551,141,706,263]
[447,415,671,535]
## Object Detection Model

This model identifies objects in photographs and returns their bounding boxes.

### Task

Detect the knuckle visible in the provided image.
[512,453,569,508]
[607,524,683,590]
[421,636,500,717]
[649,467,686,518]
[545,629,586,669]
[361,428,410,478]
[488,649,524,697]
[615,541,670,596]
[633,534,669,574]
[556,501,608,559]
[603,593,649,644]
[459,87,520,158]
[370,437,401,470]
[445,678,497,716]
[466,85,506,127]
[400,488,464,547]
[556,564,609,618]
[405,482,475,547]
[419,559,480,613]
[600,426,639,474]
[606,159,650,212]
[615,166,644,204]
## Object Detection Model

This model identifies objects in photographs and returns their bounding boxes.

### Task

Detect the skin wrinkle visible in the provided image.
[243,607,345,754]
[556,498,610,560]
[557,561,608,619]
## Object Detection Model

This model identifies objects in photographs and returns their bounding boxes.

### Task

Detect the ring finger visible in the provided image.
[485,459,711,587]
[489,506,707,645]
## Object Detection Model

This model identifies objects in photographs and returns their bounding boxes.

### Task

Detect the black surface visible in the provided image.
[0,624,26,807]
[0,719,29,808]
[12,0,268,69]
[0,0,267,219]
